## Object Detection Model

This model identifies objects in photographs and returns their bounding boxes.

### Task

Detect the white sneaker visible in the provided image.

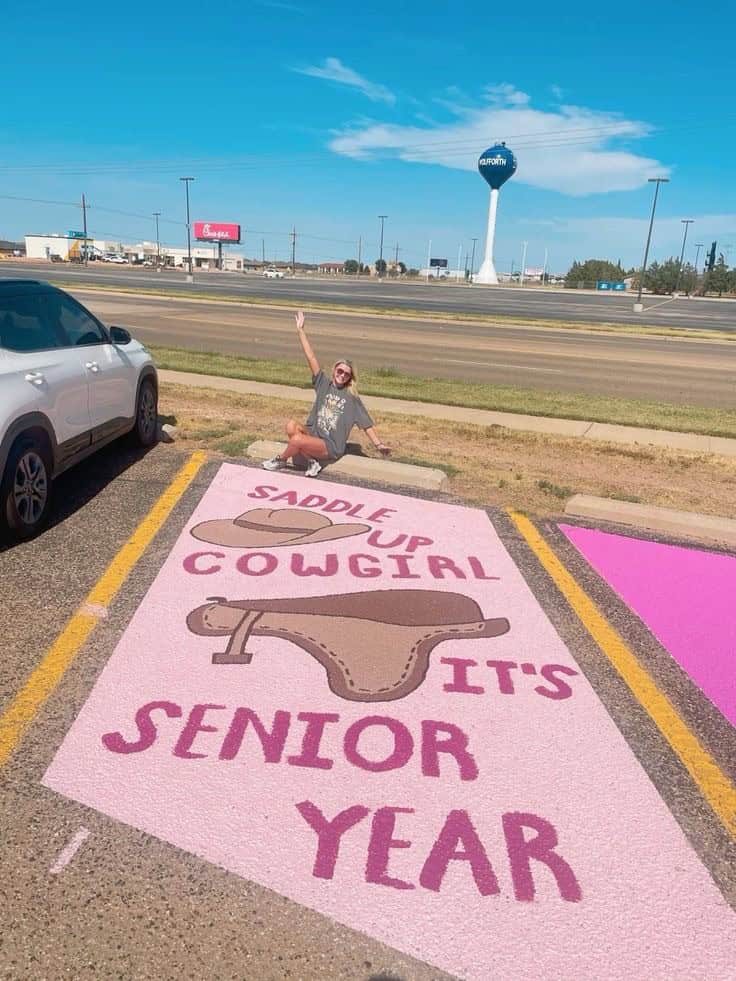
[305,459,322,478]
[262,455,285,471]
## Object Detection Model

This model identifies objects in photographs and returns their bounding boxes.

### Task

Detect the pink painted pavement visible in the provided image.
[560,524,736,729]
[43,465,736,980]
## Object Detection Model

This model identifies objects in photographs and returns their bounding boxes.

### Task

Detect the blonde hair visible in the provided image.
[333,360,358,396]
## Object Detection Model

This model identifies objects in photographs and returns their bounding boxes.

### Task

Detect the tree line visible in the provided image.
[565,256,736,296]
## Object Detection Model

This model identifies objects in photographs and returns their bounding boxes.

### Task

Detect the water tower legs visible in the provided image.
[475,188,499,285]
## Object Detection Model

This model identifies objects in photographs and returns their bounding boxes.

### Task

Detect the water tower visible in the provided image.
[475,143,517,285]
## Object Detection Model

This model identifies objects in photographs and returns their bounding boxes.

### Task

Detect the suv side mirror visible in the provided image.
[110,325,132,345]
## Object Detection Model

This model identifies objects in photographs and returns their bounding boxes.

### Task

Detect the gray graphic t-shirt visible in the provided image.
[306,370,374,458]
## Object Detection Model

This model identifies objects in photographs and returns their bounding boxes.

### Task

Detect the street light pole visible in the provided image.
[519,241,528,287]
[674,219,694,295]
[179,177,195,282]
[378,215,387,276]
[153,212,161,270]
[469,237,477,284]
[634,177,669,312]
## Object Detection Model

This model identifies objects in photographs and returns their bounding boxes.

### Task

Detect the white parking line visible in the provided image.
[50,827,90,874]
[439,358,565,373]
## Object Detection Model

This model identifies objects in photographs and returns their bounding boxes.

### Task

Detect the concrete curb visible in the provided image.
[247,440,449,492]
[158,369,736,458]
[564,495,736,547]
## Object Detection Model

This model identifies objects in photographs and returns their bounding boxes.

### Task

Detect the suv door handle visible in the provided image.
[85,361,100,373]
[25,371,45,386]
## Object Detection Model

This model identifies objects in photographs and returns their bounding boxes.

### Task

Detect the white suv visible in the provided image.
[263,267,284,279]
[0,279,158,542]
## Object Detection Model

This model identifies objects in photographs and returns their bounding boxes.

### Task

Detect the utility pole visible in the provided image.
[394,242,399,267]
[357,236,362,276]
[469,238,477,284]
[179,176,195,282]
[674,219,694,294]
[693,243,704,276]
[262,239,266,265]
[456,243,463,282]
[426,239,432,284]
[634,176,669,312]
[153,212,161,268]
[542,247,548,284]
[378,215,387,276]
[81,193,88,266]
[290,226,297,275]
[519,241,528,287]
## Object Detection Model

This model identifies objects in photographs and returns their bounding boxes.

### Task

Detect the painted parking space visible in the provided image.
[42,464,736,980]
[560,525,736,729]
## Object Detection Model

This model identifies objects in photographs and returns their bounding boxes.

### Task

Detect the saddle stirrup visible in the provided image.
[211,609,263,664]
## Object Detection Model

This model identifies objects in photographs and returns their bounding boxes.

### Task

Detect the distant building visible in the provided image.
[317,262,344,275]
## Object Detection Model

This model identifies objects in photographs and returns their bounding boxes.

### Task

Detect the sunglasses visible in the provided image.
[334,367,352,378]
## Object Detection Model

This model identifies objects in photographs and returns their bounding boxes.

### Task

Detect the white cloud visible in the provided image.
[328,84,669,196]
[294,57,396,105]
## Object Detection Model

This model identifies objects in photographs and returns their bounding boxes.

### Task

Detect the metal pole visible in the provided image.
[291,226,296,275]
[153,212,161,268]
[357,236,362,276]
[180,177,194,281]
[693,243,703,276]
[519,241,528,287]
[426,239,432,283]
[542,247,548,284]
[634,177,669,312]
[378,215,387,275]
[81,193,88,266]
[674,219,694,294]
[456,243,462,282]
[469,237,477,283]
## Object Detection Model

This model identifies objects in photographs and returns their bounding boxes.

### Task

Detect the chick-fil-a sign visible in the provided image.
[43,464,736,980]
[193,221,241,242]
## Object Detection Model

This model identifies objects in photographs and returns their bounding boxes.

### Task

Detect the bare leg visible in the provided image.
[280,431,330,462]
[286,419,309,438]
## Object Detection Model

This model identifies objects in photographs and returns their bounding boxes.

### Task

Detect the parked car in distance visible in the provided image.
[263,267,284,279]
[0,280,158,542]
[104,254,127,264]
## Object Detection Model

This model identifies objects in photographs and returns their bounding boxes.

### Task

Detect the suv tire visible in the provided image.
[133,378,159,447]
[1,435,53,541]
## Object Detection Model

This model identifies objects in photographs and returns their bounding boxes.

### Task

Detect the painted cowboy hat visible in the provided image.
[190,507,370,549]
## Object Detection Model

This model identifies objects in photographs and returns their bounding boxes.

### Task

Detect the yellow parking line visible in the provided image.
[508,509,736,839]
[0,451,207,768]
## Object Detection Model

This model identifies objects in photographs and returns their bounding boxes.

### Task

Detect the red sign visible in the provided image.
[193,221,241,243]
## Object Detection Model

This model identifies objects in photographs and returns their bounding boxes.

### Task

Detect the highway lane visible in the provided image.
[74,289,736,406]
[2,260,735,331]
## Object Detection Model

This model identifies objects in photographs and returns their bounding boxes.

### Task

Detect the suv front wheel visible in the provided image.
[133,378,159,447]
[1,436,53,541]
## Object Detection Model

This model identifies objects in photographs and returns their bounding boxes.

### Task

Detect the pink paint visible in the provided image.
[43,465,736,980]
[560,524,736,728]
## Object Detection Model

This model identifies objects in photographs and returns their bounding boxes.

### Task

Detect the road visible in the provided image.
[1,449,734,978]
[2,259,735,332]
[74,288,736,407]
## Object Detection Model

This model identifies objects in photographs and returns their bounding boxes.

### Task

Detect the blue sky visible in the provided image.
[2,0,734,272]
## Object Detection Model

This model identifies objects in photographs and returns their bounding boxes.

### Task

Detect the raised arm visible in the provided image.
[295,310,320,377]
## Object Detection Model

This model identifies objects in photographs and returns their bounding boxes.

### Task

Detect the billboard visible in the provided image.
[193,221,241,243]
[429,258,448,268]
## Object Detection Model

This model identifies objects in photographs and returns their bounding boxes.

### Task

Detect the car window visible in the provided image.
[0,294,64,352]
[49,294,107,347]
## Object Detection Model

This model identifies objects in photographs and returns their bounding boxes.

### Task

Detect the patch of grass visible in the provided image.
[608,492,643,503]
[150,344,736,439]
[214,433,258,456]
[394,454,460,478]
[537,479,574,499]
[374,366,400,378]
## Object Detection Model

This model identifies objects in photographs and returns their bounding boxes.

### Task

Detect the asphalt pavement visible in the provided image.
[74,288,736,407]
[2,260,735,331]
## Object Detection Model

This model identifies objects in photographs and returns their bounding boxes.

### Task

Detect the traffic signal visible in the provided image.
[705,241,717,272]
